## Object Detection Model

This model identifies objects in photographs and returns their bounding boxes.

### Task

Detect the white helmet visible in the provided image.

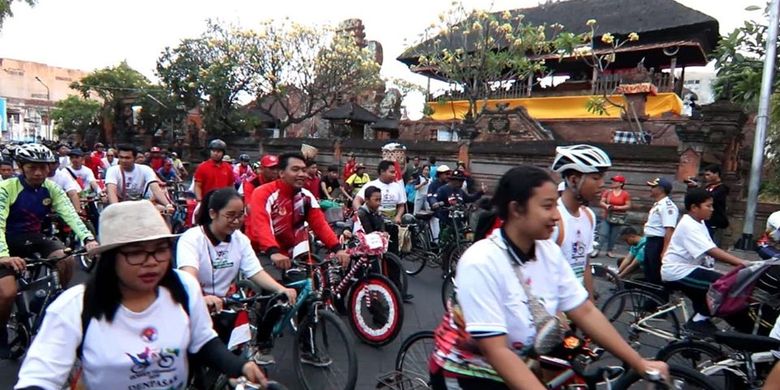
[551,144,612,174]
[767,211,780,241]
[14,143,56,164]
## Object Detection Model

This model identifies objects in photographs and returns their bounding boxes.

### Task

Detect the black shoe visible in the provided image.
[685,318,718,336]
[403,294,414,303]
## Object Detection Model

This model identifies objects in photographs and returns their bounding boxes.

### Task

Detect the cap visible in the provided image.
[647,177,672,193]
[260,155,279,168]
[356,163,366,169]
[94,142,104,148]
[68,148,84,157]
[611,175,626,183]
[437,165,451,173]
[449,169,466,180]
[222,155,232,162]
[150,146,161,153]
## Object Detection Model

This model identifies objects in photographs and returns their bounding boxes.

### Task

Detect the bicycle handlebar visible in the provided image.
[223,291,288,307]
[24,247,88,266]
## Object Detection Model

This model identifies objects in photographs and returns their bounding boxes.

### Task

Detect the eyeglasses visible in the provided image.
[221,211,246,223]
[119,244,172,265]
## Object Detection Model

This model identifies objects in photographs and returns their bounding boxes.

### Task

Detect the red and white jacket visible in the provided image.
[247,179,339,256]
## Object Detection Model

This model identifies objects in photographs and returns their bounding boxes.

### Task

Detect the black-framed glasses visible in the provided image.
[119,244,172,265]
[221,210,246,223]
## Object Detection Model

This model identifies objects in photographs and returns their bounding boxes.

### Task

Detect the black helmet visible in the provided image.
[239,153,250,162]
[208,139,227,151]
[401,213,417,225]
[15,143,56,164]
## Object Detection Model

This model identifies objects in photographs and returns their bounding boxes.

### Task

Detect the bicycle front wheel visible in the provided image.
[294,309,358,390]
[441,272,455,310]
[612,364,723,390]
[347,274,404,346]
[655,340,731,389]
[395,330,435,387]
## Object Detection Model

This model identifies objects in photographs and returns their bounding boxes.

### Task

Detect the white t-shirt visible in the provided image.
[67,165,97,191]
[644,196,679,237]
[50,169,81,194]
[57,155,70,170]
[550,198,595,283]
[357,179,407,217]
[15,271,217,390]
[456,230,588,350]
[105,164,159,200]
[661,214,717,281]
[176,226,264,297]
[770,316,780,359]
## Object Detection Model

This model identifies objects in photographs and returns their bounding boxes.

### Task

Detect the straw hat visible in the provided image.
[88,200,179,256]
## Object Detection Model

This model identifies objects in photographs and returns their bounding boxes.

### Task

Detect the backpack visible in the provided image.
[707,259,780,317]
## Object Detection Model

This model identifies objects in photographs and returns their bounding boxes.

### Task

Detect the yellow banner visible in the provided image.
[426,92,683,120]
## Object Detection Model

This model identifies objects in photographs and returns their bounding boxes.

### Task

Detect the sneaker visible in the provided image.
[684,318,719,336]
[300,351,333,367]
[252,349,276,365]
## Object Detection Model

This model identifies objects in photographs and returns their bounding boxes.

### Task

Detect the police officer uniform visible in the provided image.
[643,178,680,284]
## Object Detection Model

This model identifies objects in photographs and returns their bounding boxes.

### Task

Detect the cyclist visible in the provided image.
[643,177,679,285]
[345,163,370,196]
[355,186,385,234]
[342,152,357,181]
[147,146,165,171]
[321,165,352,202]
[100,147,118,177]
[661,188,747,334]
[0,144,99,359]
[352,160,406,224]
[550,144,611,298]
[48,160,84,215]
[194,139,235,204]
[426,165,452,242]
[105,145,172,212]
[233,154,253,188]
[241,155,280,201]
[170,152,188,178]
[156,158,181,183]
[429,165,668,389]
[432,169,486,235]
[15,200,268,389]
[66,148,103,196]
[0,160,15,180]
[177,188,296,366]
[247,152,350,275]
[303,160,321,200]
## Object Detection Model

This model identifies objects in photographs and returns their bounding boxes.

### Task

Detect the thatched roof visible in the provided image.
[322,102,380,123]
[399,0,719,75]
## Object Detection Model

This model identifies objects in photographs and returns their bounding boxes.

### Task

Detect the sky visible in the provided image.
[0,0,763,118]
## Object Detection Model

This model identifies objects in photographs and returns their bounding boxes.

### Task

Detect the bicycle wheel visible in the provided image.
[401,230,430,276]
[612,364,723,390]
[294,310,358,390]
[590,263,622,306]
[441,272,455,310]
[347,274,404,346]
[6,311,30,359]
[394,330,436,387]
[446,243,470,276]
[655,340,732,389]
[599,289,681,365]
[383,252,409,297]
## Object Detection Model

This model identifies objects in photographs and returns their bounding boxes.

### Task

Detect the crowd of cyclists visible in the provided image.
[3,137,780,389]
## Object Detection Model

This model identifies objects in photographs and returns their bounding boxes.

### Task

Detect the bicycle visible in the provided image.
[6,248,87,359]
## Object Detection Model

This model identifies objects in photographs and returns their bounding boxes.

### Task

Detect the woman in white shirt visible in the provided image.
[661,188,747,333]
[176,188,296,365]
[429,166,668,389]
[413,164,431,214]
[15,200,268,390]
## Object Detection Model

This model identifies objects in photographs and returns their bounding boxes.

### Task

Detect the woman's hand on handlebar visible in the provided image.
[279,287,297,305]
[334,249,350,268]
[204,295,224,313]
[240,362,268,388]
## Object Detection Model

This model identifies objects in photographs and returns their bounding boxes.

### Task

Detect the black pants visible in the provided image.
[643,236,665,285]
[430,369,509,390]
[665,268,722,317]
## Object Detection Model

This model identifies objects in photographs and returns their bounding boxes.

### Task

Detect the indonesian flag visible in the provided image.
[227,311,252,351]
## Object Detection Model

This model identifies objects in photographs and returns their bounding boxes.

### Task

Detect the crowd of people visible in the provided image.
[3,137,780,389]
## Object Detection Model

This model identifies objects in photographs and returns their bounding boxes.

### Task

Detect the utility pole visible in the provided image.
[34,76,51,140]
[739,0,780,249]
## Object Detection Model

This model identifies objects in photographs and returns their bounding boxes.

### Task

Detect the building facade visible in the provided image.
[0,58,91,142]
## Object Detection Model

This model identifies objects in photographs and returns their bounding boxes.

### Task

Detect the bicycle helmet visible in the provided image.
[767,211,780,242]
[239,153,250,163]
[551,144,612,174]
[208,139,227,151]
[401,213,417,225]
[15,143,56,164]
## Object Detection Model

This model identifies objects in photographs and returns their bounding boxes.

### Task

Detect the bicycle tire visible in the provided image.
[394,330,435,386]
[293,309,358,390]
[441,272,455,310]
[599,289,681,366]
[400,248,428,276]
[346,274,404,346]
[446,243,469,276]
[590,263,623,306]
[655,340,734,389]
[612,364,723,390]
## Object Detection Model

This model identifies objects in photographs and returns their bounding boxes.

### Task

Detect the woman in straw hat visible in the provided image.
[15,200,268,390]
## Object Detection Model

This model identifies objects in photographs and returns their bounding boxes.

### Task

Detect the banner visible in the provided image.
[0,98,6,132]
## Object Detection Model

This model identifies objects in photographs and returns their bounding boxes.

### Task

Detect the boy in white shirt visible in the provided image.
[661,188,747,334]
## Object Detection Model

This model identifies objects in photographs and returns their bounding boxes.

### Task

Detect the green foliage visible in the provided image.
[0,0,35,29]
[585,96,609,116]
[50,95,101,138]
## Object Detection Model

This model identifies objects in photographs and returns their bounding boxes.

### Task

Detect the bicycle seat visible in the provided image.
[334,221,352,230]
[414,211,434,221]
[713,331,780,353]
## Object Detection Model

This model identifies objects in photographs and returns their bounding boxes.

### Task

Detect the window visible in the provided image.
[436,127,459,142]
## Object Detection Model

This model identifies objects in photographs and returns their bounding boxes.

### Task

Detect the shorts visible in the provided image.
[0,233,66,278]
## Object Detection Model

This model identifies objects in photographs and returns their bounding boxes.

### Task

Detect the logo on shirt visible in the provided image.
[126,346,180,375]
[42,197,52,206]
[140,327,158,342]
[212,249,233,269]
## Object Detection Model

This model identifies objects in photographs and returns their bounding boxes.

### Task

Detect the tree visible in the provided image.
[0,0,35,30]
[50,95,101,139]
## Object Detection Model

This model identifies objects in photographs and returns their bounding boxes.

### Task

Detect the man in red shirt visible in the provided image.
[147,146,165,171]
[193,139,235,202]
[242,155,279,201]
[248,152,349,271]
[87,142,106,178]
[303,160,321,200]
[342,152,356,181]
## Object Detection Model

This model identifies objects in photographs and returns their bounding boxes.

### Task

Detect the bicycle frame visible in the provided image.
[272,278,314,337]
[15,262,62,335]
[630,295,690,342]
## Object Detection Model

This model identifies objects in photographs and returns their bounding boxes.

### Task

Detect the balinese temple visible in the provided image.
[396,0,719,145]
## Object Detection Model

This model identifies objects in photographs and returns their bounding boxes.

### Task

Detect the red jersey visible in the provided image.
[194,159,236,197]
[247,180,339,255]
[149,157,165,171]
[83,154,104,179]
[343,161,356,181]
[304,174,321,200]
